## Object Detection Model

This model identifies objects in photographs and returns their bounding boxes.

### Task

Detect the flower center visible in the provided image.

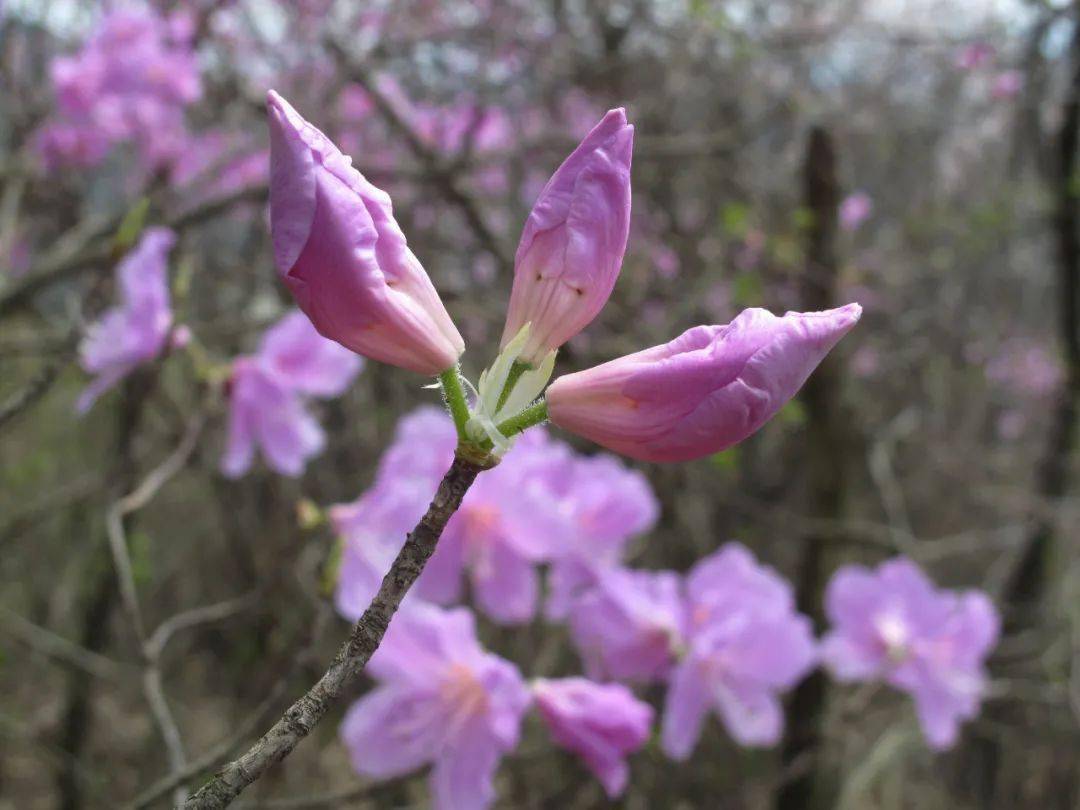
[464,504,500,536]
[440,662,489,731]
[874,612,910,663]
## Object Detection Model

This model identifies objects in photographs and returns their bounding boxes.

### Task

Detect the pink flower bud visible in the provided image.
[267,90,465,375]
[546,304,862,462]
[501,109,633,365]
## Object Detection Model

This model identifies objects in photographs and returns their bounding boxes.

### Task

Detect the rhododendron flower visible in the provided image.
[334,407,575,624]
[77,228,177,414]
[255,310,363,396]
[267,90,464,375]
[991,70,1024,100]
[569,567,685,682]
[820,558,999,749]
[221,310,361,478]
[332,409,459,618]
[430,429,572,623]
[36,124,112,171]
[839,192,873,231]
[221,360,326,478]
[984,337,1062,398]
[956,42,995,71]
[340,605,531,810]
[501,108,634,365]
[169,130,268,202]
[37,8,200,172]
[542,455,659,619]
[533,678,653,798]
[546,305,862,462]
[661,544,817,755]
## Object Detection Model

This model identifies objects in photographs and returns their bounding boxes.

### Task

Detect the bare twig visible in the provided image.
[127,605,334,810]
[104,410,208,805]
[183,454,490,809]
[55,372,153,809]
[106,411,208,641]
[145,592,260,662]
[867,408,920,553]
[233,783,385,809]
[0,606,124,680]
[0,359,66,431]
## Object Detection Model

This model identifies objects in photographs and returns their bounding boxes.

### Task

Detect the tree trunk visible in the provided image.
[776,125,844,810]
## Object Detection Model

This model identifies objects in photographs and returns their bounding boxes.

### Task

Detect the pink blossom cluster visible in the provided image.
[954,40,1024,101]
[36,8,201,172]
[568,545,816,753]
[169,130,268,203]
[221,311,363,478]
[76,227,179,414]
[256,86,997,808]
[333,411,1000,807]
[340,604,653,807]
[332,407,657,625]
[983,337,1063,398]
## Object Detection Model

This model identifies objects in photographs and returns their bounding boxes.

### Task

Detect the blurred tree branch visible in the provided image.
[776,124,844,810]
[126,604,334,810]
[0,606,124,681]
[0,184,267,320]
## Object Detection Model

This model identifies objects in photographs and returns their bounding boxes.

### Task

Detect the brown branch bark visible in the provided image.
[182,454,489,809]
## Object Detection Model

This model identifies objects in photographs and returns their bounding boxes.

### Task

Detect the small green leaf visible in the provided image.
[721,202,750,237]
[792,206,815,231]
[731,273,762,307]
[296,498,325,530]
[321,536,344,597]
[710,447,740,472]
[779,399,807,426]
[1068,171,1080,198]
[771,235,801,267]
[114,197,150,250]
[173,255,195,302]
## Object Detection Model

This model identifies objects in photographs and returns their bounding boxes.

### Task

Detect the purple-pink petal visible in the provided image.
[547,304,862,462]
[255,309,362,396]
[502,109,634,364]
[220,359,325,478]
[533,677,652,797]
[569,567,685,682]
[820,557,1000,749]
[77,227,176,414]
[267,91,464,375]
[341,605,530,810]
